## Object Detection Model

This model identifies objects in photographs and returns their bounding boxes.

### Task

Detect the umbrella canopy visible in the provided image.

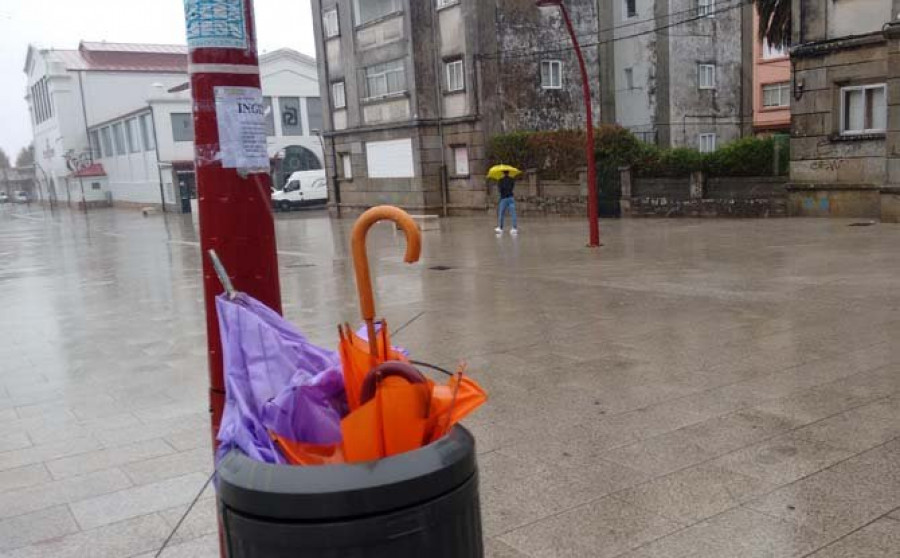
[215,293,346,465]
[487,164,522,181]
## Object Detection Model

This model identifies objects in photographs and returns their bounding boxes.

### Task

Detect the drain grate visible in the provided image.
[429,265,454,271]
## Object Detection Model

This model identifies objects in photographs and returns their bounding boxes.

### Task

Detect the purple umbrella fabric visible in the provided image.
[215,293,346,465]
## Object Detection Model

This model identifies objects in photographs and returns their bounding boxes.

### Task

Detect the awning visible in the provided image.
[70,163,106,178]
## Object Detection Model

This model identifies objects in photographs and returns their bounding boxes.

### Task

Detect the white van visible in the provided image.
[271,170,328,211]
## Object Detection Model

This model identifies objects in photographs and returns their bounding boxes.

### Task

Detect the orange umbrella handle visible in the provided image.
[351,206,422,326]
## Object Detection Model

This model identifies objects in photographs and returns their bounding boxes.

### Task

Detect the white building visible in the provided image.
[25,42,187,208]
[25,42,322,211]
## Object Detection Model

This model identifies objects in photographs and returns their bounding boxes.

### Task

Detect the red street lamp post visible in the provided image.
[536,0,600,247]
[182,0,282,472]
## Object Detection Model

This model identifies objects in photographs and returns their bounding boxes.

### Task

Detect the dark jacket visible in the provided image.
[498,176,515,199]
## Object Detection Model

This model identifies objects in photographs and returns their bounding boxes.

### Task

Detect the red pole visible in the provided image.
[182,0,282,504]
[558,4,601,247]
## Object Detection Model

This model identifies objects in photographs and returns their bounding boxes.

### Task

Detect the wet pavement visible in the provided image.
[1,202,900,557]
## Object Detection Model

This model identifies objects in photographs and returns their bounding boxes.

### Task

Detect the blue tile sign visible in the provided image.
[184,0,248,49]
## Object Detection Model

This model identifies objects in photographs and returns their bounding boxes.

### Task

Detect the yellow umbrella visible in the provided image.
[487,164,522,181]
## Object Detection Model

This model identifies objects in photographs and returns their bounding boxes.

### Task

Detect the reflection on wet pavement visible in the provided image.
[1,203,900,557]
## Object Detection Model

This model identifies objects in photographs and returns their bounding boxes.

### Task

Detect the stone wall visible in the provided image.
[623,169,788,217]
[789,33,889,218]
[485,170,587,216]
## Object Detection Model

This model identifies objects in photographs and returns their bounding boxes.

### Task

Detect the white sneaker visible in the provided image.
[510,228,519,236]
[494,227,503,234]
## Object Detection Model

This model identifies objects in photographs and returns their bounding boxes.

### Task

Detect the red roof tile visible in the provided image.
[45,42,187,73]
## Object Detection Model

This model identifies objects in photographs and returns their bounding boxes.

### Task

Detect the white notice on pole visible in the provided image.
[214,86,269,170]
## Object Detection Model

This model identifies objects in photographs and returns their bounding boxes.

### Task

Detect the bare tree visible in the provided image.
[756,0,790,47]
[0,148,9,170]
[15,144,34,168]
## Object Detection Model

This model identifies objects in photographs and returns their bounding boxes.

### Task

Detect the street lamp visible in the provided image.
[536,0,600,247]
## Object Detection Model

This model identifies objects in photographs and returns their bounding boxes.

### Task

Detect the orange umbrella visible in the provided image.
[273,206,487,466]
[341,206,422,409]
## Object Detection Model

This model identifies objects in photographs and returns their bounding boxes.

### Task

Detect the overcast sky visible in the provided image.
[0,0,317,161]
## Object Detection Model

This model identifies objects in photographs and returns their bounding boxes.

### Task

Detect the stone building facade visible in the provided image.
[598,0,754,149]
[310,0,598,215]
[789,0,900,221]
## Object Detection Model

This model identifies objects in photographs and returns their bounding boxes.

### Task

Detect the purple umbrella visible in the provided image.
[215,293,346,465]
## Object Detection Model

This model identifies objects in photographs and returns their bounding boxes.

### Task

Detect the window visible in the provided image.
[841,84,887,135]
[341,153,353,179]
[699,133,717,153]
[126,118,141,153]
[100,127,113,157]
[89,130,102,160]
[280,97,304,136]
[91,182,101,190]
[353,0,401,26]
[323,9,340,38]
[366,139,414,178]
[762,82,790,108]
[284,180,300,193]
[364,59,407,99]
[698,64,716,89]
[446,59,465,93]
[762,39,787,59]
[452,145,469,176]
[171,113,194,142]
[31,77,53,124]
[140,114,155,151]
[698,0,714,17]
[263,97,276,136]
[437,0,459,7]
[625,0,637,18]
[332,82,347,109]
[307,98,323,133]
[541,60,563,89]
[112,122,126,155]
[624,68,634,90]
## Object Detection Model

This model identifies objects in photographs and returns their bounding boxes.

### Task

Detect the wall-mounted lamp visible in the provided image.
[794,78,805,101]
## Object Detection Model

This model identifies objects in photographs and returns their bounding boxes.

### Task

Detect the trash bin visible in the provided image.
[217,425,483,557]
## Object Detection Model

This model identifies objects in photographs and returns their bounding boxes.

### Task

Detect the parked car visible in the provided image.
[13,191,29,203]
[271,170,327,211]
[0,192,8,203]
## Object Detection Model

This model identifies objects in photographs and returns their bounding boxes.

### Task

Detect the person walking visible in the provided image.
[495,170,518,235]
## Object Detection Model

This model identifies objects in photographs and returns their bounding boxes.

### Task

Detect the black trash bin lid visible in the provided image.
[217,426,477,521]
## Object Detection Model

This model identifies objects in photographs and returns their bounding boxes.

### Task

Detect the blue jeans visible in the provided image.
[498,197,517,229]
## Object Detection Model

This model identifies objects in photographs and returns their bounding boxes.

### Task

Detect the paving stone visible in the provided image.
[0,506,79,552]
[45,438,175,480]
[0,434,31,454]
[499,496,682,558]
[70,472,210,530]
[0,437,102,473]
[0,464,50,494]
[122,448,212,486]
[752,386,882,426]
[157,496,218,546]
[0,468,133,520]
[615,463,776,523]
[133,533,220,558]
[2,513,170,558]
[96,413,208,449]
[745,468,900,540]
[621,507,826,558]
[713,434,853,486]
[791,409,900,453]
[485,538,531,558]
